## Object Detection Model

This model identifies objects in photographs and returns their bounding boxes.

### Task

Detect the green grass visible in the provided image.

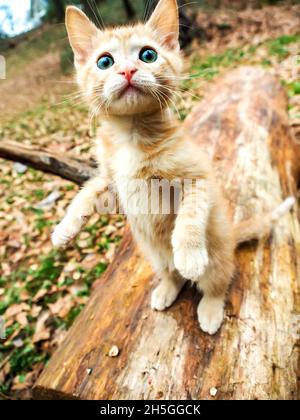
[289,81,300,96]
[267,34,300,59]
[187,34,299,86]
[190,47,251,81]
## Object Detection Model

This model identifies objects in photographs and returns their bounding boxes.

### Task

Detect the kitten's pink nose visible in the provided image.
[119,66,137,82]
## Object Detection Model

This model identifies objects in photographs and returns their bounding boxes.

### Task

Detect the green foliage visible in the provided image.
[25,252,65,294]
[8,340,48,375]
[190,47,249,82]
[268,34,300,58]
[289,81,300,96]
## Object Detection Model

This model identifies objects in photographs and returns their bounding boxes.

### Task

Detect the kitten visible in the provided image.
[52,0,295,335]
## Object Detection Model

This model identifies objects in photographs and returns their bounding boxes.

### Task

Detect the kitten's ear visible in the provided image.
[147,0,179,50]
[65,6,98,66]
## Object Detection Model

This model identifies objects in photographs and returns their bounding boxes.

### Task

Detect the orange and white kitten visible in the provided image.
[52,0,295,335]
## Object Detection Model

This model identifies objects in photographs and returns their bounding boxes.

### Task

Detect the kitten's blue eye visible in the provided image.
[139,48,158,64]
[97,54,114,70]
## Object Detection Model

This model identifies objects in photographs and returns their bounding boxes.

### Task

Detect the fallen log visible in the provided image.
[31,67,300,400]
[0,141,96,185]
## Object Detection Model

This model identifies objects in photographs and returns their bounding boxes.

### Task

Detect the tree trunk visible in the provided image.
[122,0,136,20]
[30,67,299,399]
[48,0,66,22]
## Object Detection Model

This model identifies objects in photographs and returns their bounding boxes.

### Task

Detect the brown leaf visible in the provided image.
[32,311,51,344]
[0,362,10,384]
[48,295,74,318]
[16,312,28,327]
[33,288,48,302]
[30,305,42,318]
[5,303,30,319]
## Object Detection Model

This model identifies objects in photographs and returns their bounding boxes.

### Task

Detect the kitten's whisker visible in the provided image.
[178,1,198,9]
[143,0,154,22]
[87,0,104,29]
[48,78,78,85]
[153,83,185,118]
[51,94,86,107]
[149,88,164,113]
[153,80,202,102]
[152,86,180,119]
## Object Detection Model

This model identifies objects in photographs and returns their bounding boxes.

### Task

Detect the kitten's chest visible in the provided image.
[112,146,153,212]
[112,145,145,179]
[111,146,176,237]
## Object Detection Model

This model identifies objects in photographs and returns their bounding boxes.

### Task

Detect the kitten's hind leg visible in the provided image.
[196,255,234,335]
[197,293,225,335]
[52,176,108,248]
[151,270,186,311]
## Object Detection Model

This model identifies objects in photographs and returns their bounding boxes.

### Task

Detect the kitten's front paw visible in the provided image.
[173,247,208,281]
[52,219,79,248]
[151,279,181,311]
[197,296,224,335]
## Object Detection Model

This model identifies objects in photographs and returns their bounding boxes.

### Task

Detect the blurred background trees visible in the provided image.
[1,1,296,41]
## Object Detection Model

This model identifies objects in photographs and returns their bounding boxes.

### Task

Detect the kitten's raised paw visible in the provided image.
[197,296,224,335]
[52,226,71,248]
[52,220,78,248]
[174,247,208,281]
[151,280,181,311]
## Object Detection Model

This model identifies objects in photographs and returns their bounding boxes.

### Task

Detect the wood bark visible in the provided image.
[30,67,300,400]
[0,141,96,185]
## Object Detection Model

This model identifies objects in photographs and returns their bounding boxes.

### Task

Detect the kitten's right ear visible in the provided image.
[65,6,98,66]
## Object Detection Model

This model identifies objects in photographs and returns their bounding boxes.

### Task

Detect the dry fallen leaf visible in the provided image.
[30,305,42,318]
[16,312,28,327]
[32,311,51,344]
[5,303,30,319]
[33,289,48,303]
[48,295,74,318]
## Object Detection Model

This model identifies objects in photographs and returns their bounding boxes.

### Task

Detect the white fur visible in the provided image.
[151,276,185,311]
[197,296,225,335]
[173,247,209,281]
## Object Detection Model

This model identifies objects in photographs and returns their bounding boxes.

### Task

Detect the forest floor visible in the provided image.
[0,4,299,399]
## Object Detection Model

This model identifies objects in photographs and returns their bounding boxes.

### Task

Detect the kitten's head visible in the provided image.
[66,0,182,116]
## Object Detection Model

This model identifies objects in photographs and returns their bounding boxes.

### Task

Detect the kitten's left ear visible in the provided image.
[147,0,179,50]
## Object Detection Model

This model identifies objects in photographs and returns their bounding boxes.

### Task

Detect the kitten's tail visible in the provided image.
[234,197,296,246]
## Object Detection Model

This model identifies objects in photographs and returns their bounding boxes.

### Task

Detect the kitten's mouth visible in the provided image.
[119,83,143,98]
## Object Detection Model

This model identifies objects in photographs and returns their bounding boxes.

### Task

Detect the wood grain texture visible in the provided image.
[0,141,96,184]
[34,67,300,400]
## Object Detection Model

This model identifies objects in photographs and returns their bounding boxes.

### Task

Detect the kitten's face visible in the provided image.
[66,0,182,116]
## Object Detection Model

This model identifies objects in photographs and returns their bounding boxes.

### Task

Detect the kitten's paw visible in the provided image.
[174,247,208,281]
[52,219,80,248]
[151,280,181,311]
[197,296,224,335]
